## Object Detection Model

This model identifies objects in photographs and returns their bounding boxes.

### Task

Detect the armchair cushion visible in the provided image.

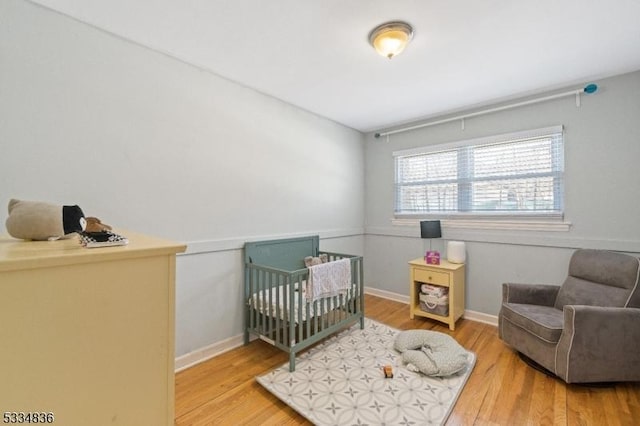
[501,303,563,343]
[555,249,640,309]
[568,249,639,290]
[502,283,560,306]
[555,276,631,309]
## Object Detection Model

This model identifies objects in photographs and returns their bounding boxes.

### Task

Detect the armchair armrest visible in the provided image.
[555,306,640,383]
[502,283,560,306]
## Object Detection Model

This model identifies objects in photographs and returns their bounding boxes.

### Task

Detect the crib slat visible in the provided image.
[259,269,264,336]
[313,299,319,335]
[271,272,280,342]
[284,275,289,347]
[288,274,295,347]
[297,272,304,345]
[326,295,330,328]
[305,279,311,340]
[268,271,274,338]
[253,267,258,332]
[358,256,364,328]
[252,266,258,334]
[263,271,268,337]
[248,267,254,333]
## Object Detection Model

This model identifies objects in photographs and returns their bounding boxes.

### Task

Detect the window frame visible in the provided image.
[392,125,569,230]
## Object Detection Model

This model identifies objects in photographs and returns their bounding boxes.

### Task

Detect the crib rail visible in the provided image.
[244,252,364,371]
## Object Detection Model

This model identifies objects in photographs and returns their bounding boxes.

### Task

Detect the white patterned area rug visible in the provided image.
[256,318,476,426]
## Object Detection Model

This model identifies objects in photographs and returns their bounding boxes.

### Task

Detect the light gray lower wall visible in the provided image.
[1,0,365,358]
[364,70,640,316]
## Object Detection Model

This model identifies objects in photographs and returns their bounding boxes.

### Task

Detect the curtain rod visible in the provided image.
[374,83,598,139]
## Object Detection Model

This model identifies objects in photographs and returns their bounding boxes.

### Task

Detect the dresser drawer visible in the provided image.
[414,268,449,286]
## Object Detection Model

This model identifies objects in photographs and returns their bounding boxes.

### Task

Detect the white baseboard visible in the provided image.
[175,334,250,372]
[364,286,409,304]
[462,309,499,327]
[175,289,498,372]
[364,286,498,327]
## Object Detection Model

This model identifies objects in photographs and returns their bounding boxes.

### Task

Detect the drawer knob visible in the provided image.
[428,276,432,280]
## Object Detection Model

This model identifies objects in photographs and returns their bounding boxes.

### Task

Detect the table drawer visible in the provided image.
[414,268,449,286]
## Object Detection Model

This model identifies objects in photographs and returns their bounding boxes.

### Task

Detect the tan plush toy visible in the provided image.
[304,254,329,267]
[5,198,86,241]
[85,217,112,233]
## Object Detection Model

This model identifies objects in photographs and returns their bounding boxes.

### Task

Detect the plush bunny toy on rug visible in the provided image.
[5,198,87,241]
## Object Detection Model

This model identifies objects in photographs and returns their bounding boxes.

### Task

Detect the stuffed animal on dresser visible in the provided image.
[5,198,86,241]
[84,216,112,233]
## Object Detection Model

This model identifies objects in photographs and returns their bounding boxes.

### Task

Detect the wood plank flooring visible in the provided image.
[175,294,640,425]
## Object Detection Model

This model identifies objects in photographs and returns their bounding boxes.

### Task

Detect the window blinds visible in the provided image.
[394,126,564,217]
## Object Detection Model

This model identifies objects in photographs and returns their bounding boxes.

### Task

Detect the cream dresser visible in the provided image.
[0,231,185,426]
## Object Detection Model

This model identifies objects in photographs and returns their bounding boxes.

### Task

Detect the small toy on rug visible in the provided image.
[5,198,86,241]
[382,365,394,378]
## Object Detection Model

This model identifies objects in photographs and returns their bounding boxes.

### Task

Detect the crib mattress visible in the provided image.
[250,284,353,323]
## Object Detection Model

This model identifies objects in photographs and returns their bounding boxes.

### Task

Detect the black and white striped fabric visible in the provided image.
[79,231,128,248]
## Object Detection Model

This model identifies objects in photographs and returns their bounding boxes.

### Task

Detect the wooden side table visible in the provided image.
[409,258,465,330]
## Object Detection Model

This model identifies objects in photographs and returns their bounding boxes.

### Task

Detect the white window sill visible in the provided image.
[391,217,571,232]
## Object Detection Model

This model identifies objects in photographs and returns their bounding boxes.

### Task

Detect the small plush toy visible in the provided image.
[304,254,329,267]
[5,198,86,241]
[85,216,112,233]
[383,365,394,378]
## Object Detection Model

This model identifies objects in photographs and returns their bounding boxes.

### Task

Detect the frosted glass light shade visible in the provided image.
[369,21,414,59]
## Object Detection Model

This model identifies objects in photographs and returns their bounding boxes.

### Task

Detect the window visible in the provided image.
[394,126,564,219]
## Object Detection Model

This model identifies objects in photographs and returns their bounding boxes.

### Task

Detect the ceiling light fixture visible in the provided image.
[368,21,414,59]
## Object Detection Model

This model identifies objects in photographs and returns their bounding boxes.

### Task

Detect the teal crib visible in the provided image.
[244,235,364,372]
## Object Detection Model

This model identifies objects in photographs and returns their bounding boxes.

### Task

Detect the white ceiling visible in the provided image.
[31,0,640,132]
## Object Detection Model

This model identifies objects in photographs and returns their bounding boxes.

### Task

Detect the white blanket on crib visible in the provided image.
[306,258,351,302]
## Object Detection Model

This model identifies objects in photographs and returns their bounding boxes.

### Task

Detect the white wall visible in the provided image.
[364,70,640,316]
[1,0,365,358]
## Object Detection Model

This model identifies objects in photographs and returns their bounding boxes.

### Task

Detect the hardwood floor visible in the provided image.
[175,294,640,425]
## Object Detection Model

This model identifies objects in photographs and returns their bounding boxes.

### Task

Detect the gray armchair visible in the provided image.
[499,249,640,383]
